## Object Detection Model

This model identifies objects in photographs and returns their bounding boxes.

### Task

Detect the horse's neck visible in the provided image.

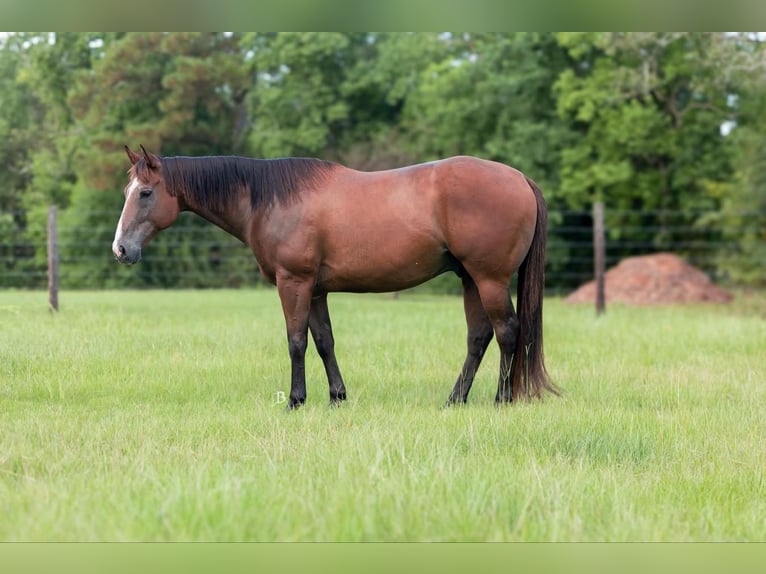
[181,188,253,245]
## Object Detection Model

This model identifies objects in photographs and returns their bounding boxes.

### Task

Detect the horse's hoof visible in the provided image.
[328,390,347,407]
[329,397,347,408]
[284,400,305,412]
[443,397,466,409]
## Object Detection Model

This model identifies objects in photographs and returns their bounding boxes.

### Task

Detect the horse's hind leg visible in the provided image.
[446,275,494,405]
[475,279,519,404]
[309,293,347,405]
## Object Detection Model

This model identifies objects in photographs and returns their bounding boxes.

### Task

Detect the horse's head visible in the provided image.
[112,145,182,264]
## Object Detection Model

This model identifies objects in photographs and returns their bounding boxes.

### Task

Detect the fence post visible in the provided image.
[593,201,605,315]
[47,204,59,312]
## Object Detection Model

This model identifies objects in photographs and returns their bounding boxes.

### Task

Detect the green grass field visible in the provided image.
[1,289,764,541]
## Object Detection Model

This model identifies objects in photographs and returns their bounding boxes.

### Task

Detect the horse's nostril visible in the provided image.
[118,244,126,256]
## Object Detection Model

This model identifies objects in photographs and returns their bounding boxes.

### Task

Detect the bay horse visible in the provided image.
[113,145,558,409]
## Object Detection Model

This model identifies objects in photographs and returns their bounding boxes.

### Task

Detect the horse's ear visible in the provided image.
[125,145,141,165]
[139,144,160,171]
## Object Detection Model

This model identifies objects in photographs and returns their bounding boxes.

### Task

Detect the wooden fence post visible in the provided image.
[593,201,605,315]
[47,205,59,312]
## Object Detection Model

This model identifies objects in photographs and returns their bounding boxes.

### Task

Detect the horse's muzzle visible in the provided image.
[112,241,141,265]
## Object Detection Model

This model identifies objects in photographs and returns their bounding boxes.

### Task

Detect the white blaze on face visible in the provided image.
[116,178,141,239]
[112,176,141,257]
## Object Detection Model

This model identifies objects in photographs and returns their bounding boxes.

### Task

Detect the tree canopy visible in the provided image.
[1,32,764,289]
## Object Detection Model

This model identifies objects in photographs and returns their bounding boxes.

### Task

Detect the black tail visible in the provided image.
[511,177,559,399]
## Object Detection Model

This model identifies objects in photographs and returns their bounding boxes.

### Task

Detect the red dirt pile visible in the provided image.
[564,253,732,305]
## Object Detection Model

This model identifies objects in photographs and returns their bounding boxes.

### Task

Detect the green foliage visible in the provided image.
[0,36,42,287]
[0,33,763,290]
[402,33,574,192]
[554,32,733,209]
[246,32,353,157]
[0,36,35,212]
[63,33,253,288]
[702,74,766,286]
[552,33,744,281]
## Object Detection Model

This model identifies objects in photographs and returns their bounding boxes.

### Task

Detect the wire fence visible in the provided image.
[546,211,726,287]
[0,207,758,294]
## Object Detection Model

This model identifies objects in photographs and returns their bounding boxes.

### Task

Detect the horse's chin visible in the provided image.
[115,251,141,265]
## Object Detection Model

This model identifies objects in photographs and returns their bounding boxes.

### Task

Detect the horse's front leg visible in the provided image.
[308,293,347,406]
[276,273,314,410]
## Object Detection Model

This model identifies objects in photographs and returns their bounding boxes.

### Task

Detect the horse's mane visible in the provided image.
[133,155,337,211]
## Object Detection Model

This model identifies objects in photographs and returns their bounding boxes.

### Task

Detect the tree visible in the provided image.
[64,32,254,288]
[0,32,762,291]
[245,32,363,158]
[400,33,573,191]
[0,35,37,286]
[553,33,739,279]
[702,35,766,286]
[0,33,108,286]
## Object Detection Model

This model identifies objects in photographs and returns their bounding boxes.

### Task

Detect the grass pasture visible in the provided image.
[0,289,764,541]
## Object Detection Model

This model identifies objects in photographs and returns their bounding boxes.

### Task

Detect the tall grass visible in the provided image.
[1,289,764,541]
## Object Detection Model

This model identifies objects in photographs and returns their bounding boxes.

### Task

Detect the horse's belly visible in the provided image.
[317,244,455,293]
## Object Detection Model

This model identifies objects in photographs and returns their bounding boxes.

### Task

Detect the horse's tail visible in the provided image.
[511,177,559,400]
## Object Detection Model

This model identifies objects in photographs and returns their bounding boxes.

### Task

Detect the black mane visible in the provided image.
[138,155,337,211]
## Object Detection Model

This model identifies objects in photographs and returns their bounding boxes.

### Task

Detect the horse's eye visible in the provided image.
[139,189,153,199]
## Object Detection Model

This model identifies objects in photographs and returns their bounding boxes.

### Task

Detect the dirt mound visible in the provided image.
[564,253,732,305]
